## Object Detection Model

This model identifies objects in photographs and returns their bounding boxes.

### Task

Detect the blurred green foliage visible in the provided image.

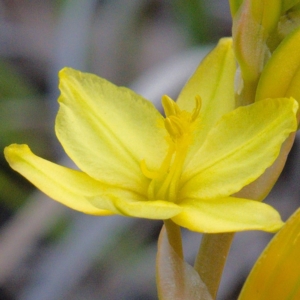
[0,60,50,216]
[173,0,228,44]
[0,60,35,98]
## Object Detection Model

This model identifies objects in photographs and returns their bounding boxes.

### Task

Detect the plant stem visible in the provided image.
[163,219,183,259]
[194,233,235,299]
[235,78,258,107]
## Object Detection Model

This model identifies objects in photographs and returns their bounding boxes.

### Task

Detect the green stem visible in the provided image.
[163,219,183,259]
[194,233,235,299]
[235,78,258,107]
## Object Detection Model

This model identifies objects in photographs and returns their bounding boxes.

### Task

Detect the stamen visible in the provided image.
[164,116,185,139]
[141,139,175,179]
[162,95,181,117]
[140,160,160,179]
[192,95,202,121]
[142,95,202,202]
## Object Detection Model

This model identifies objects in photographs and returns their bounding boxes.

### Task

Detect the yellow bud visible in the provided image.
[233,0,281,82]
[256,26,300,119]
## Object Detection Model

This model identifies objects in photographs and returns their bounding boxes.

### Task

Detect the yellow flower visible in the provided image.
[4,38,298,233]
[239,208,300,299]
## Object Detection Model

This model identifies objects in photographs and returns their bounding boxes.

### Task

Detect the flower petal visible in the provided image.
[171,197,284,233]
[181,98,298,200]
[239,208,300,300]
[56,68,167,194]
[90,195,182,220]
[235,131,296,201]
[176,38,236,152]
[4,144,114,215]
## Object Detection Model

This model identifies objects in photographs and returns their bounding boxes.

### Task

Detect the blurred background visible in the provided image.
[0,1,299,299]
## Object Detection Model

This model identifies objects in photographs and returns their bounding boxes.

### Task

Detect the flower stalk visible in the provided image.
[194,233,235,299]
[163,219,183,259]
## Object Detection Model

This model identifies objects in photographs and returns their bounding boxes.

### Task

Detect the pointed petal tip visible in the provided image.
[5,143,115,216]
[58,67,83,90]
[218,37,233,47]
[58,66,74,77]
[5,143,27,151]
[266,219,285,233]
[4,144,29,165]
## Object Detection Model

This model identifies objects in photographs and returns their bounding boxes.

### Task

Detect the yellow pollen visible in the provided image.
[141,95,201,202]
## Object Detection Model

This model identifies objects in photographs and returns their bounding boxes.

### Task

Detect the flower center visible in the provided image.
[141,95,201,202]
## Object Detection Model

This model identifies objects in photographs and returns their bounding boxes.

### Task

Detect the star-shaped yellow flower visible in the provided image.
[4,38,298,233]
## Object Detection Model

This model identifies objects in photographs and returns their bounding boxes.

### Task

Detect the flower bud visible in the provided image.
[256,26,300,120]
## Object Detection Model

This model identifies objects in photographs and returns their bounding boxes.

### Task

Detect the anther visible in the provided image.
[162,95,181,117]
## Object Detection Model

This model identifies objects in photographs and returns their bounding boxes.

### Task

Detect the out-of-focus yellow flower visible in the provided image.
[239,208,300,299]
[4,39,298,233]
